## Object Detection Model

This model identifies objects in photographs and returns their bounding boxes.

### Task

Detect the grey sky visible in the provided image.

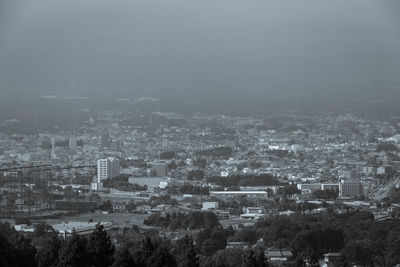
[0,0,399,99]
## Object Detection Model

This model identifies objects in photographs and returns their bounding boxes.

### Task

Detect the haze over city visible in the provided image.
[0,0,399,99]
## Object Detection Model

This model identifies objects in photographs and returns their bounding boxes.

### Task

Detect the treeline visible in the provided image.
[103,175,147,192]
[311,189,338,200]
[0,220,269,267]
[197,147,232,158]
[114,231,267,267]
[144,211,218,230]
[254,211,400,266]
[40,139,84,149]
[207,174,283,187]
[0,222,114,267]
[160,151,176,160]
[3,210,398,266]
[167,184,209,195]
[376,142,398,152]
[187,169,205,180]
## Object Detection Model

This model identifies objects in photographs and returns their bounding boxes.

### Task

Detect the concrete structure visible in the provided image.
[202,202,219,211]
[339,180,364,198]
[297,183,339,193]
[377,165,393,175]
[243,207,265,214]
[240,213,267,220]
[52,221,113,236]
[362,166,376,175]
[97,157,120,182]
[240,206,266,220]
[265,248,293,262]
[240,186,282,194]
[210,191,268,199]
[91,181,103,191]
[51,137,56,159]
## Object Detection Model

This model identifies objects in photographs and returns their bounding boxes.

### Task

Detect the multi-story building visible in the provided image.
[297,183,339,193]
[97,157,120,182]
[209,191,268,199]
[339,180,364,198]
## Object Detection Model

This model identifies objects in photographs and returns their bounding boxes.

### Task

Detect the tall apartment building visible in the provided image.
[339,180,364,198]
[97,157,120,182]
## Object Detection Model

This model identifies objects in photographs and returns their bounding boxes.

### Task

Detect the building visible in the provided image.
[209,191,268,199]
[362,166,376,175]
[377,165,393,175]
[264,247,293,263]
[151,161,168,177]
[339,180,364,198]
[91,181,103,191]
[51,137,56,159]
[240,206,267,220]
[297,183,339,193]
[202,202,219,211]
[97,157,120,182]
[243,207,265,214]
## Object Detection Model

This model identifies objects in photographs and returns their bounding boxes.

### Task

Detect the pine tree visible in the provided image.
[87,224,115,267]
[147,245,176,267]
[243,249,257,267]
[35,231,61,267]
[112,242,135,267]
[178,235,198,267]
[57,231,89,267]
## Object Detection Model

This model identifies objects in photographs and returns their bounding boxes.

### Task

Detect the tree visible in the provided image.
[187,170,204,180]
[254,248,269,267]
[32,224,61,267]
[177,235,198,267]
[10,234,37,267]
[126,200,136,212]
[243,249,269,267]
[57,231,90,267]
[112,242,136,267]
[235,229,257,243]
[87,224,115,267]
[147,245,176,267]
[208,248,245,267]
[243,250,257,267]
[204,212,219,228]
[341,239,374,266]
[99,200,113,211]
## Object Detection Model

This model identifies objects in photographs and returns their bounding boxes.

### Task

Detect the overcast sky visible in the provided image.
[0,0,399,99]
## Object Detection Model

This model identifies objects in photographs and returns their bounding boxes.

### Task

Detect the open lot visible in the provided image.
[45,212,150,228]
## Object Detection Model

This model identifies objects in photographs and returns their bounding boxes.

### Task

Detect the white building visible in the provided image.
[97,157,120,182]
[202,202,219,211]
[210,191,268,199]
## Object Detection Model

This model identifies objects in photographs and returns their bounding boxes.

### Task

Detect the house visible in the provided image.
[265,247,293,262]
[202,202,219,211]
[240,207,267,220]
[215,210,230,220]
[112,202,126,212]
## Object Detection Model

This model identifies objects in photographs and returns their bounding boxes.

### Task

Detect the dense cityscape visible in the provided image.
[0,96,400,266]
